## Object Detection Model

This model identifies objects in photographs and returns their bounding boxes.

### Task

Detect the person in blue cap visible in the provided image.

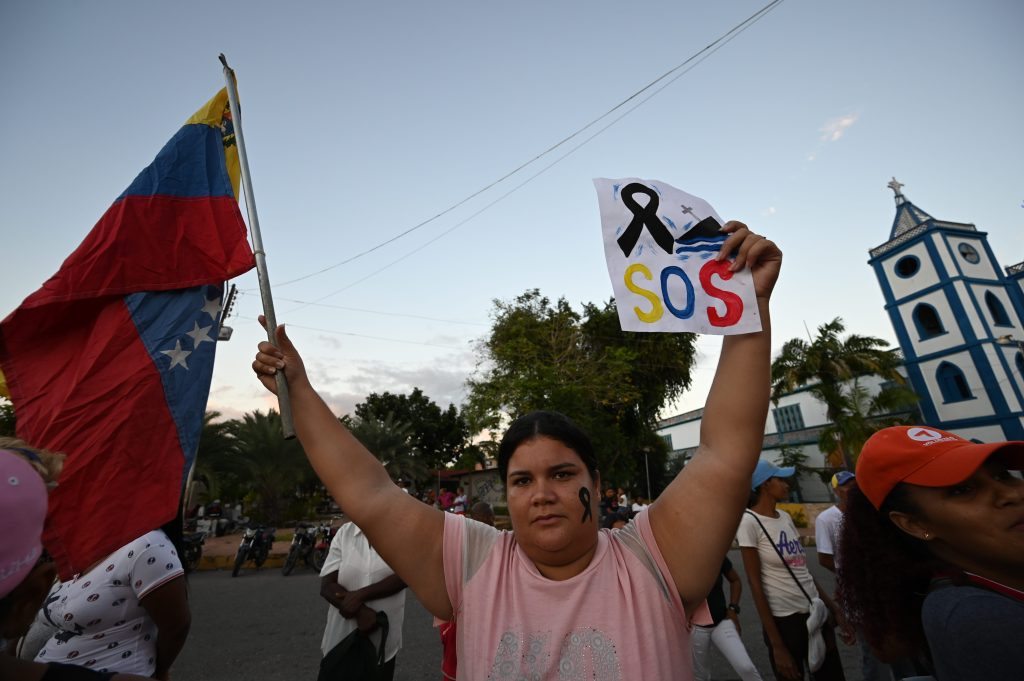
[736,460,854,680]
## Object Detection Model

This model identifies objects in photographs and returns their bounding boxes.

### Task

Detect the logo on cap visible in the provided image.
[907,427,943,442]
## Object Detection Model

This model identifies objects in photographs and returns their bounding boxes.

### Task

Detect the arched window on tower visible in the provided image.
[913,304,946,339]
[985,291,1011,327]
[936,362,973,403]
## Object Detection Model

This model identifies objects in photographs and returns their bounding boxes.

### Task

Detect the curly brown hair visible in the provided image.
[836,483,944,663]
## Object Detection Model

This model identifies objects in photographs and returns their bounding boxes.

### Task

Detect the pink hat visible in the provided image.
[0,449,48,598]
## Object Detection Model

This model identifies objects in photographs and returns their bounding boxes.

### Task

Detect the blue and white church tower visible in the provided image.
[868,178,1024,441]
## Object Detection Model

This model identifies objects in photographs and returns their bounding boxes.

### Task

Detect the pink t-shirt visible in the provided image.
[443,510,700,680]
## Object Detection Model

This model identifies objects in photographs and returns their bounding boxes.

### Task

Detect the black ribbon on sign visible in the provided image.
[579,487,593,524]
[617,183,676,257]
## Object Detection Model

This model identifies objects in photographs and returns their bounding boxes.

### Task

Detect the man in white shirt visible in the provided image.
[814,471,853,572]
[319,518,407,680]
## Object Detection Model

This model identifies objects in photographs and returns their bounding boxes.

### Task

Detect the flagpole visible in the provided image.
[219,54,295,439]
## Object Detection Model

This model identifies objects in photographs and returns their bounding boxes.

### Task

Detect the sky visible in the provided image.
[2,0,1022,424]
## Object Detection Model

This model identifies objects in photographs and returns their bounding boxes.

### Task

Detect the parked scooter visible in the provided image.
[311,522,334,572]
[282,523,315,576]
[182,530,206,573]
[231,524,276,577]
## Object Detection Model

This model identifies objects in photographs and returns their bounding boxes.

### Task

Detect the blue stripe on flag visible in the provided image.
[124,285,222,485]
[117,125,235,201]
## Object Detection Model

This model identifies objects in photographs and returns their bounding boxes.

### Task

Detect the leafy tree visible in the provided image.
[776,446,812,502]
[771,317,917,469]
[466,289,697,492]
[354,388,469,470]
[0,398,15,437]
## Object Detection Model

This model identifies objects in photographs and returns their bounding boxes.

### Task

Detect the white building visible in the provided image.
[657,376,897,502]
[657,180,1024,502]
[868,178,1024,441]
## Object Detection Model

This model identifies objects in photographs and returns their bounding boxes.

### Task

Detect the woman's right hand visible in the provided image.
[772,642,802,680]
[252,315,309,394]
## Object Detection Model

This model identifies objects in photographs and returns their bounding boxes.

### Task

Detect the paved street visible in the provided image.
[175,548,864,680]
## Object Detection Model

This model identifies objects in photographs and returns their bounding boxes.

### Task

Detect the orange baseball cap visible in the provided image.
[856,426,1024,509]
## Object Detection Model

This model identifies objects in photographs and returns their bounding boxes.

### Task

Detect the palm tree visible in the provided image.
[771,318,917,469]
[349,412,428,483]
[192,411,239,503]
[817,379,919,469]
[228,409,314,523]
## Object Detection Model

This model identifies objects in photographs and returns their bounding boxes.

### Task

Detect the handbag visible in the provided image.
[317,611,390,681]
[745,510,829,672]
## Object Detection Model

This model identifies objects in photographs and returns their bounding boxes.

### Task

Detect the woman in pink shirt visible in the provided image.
[252,223,781,680]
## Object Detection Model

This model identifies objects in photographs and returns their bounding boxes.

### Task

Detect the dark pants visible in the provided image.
[379,655,396,681]
[762,612,845,681]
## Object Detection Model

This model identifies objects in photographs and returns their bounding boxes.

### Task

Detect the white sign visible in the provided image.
[594,177,761,334]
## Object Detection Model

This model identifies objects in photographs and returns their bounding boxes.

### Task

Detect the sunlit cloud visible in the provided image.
[819,113,858,143]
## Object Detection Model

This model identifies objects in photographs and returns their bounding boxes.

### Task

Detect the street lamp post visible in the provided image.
[643,449,652,501]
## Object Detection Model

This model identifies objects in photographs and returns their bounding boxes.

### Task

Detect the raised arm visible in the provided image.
[649,223,781,614]
[254,322,451,619]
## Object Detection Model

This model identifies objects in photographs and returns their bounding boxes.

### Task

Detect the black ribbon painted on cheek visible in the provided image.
[617,183,676,257]
[579,487,593,524]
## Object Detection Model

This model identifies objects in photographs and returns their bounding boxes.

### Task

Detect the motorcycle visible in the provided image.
[231,524,276,577]
[182,531,206,573]
[281,523,315,576]
[311,522,334,571]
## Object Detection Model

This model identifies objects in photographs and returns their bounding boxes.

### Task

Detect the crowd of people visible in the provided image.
[4,224,1023,680]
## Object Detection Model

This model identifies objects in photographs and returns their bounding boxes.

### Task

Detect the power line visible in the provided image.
[279,0,783,315]
[239,316,472,351]
[239,291,487,327]
[258,0,785,292]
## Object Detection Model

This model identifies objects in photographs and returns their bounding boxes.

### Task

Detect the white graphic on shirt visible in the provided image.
[488,627,621,680]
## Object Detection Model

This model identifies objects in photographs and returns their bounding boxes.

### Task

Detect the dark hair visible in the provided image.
[602,511,629,529]
[747,486,762,508]
[836,483,944,663]
[497,411,598,482]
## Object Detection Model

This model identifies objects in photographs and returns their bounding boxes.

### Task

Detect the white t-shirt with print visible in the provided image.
[319,522,406,661]
[34,530,184,675]
[736,509,818,617]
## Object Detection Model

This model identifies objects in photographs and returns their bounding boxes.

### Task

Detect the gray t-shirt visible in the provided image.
[922,584,1024,681]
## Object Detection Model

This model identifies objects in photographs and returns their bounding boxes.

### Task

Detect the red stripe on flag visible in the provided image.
[2,297,184,578]
[18,195,252,309]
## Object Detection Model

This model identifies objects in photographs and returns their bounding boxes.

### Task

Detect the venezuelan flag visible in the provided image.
[0,89,254,578]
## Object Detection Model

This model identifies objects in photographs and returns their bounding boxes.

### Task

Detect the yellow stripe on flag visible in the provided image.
[185,88,241,200]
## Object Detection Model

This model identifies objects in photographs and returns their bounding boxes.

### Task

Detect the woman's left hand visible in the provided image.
[716,221,782,301]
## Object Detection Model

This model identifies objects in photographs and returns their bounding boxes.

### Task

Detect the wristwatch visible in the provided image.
[727,603,741,614]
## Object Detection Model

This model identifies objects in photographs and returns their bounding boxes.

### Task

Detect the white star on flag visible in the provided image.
[161,340,192,370]
[186,321,215,347]
[201,295,222,320]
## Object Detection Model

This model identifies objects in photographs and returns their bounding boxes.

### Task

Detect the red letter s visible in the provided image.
[699,259,743,327]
